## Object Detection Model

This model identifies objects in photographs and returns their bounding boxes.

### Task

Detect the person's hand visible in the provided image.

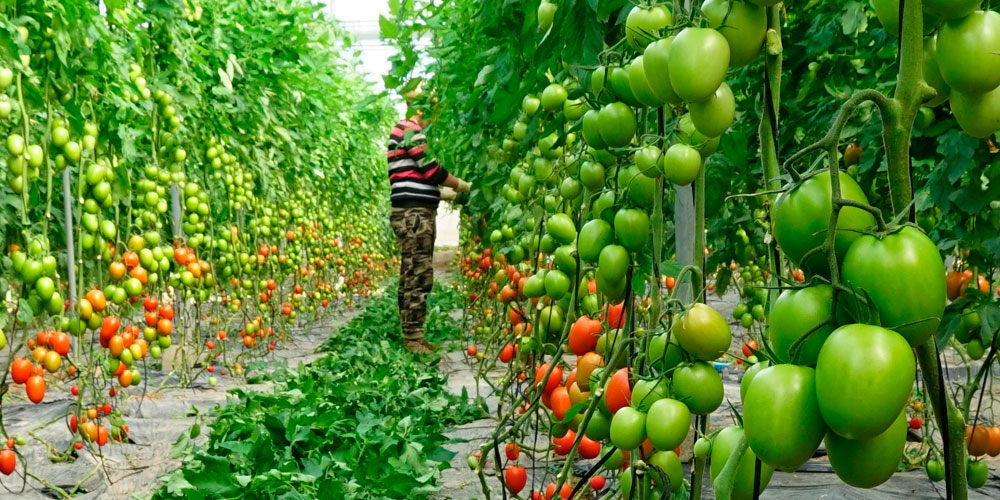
[440,186,458,201]
[456,178,472,193]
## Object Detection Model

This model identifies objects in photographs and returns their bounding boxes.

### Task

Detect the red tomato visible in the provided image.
[604,368,632,415]
[578,434,601,459]
[606,302,626,329]
[26,375,46,403]
[589,475,606,490]
[550,386,571,420]
[535,363,563,393]
[11,358,32,384]
[568,316,602,355]
[505,442,520,461]
[552,429,576,455]
[499,343,515,363]
[504,465,527,494]
[0,449,15,475]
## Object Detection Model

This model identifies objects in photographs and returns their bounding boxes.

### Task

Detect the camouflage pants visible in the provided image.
[390,207,436,340]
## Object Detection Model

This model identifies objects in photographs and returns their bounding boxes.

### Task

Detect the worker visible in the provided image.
[386,107,470,353]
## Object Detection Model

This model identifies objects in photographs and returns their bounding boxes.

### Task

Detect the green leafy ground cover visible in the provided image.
[151,281,476,499]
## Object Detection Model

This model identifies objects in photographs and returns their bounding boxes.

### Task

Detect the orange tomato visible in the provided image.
[108,336,125,357]
[967,425,991,456]
[109,261,127,280]
[85,289,107,312]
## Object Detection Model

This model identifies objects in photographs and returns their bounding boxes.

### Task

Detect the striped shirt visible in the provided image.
[387,119,449,208]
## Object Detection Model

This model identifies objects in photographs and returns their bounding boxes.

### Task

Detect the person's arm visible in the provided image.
[442,173,471,192]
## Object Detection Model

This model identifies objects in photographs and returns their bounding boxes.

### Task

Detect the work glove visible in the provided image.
[440,186,458,201]
[456,179,472,193]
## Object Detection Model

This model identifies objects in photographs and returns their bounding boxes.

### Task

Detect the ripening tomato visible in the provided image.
[671,303,731,361]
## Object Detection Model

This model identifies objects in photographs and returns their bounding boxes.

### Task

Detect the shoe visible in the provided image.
[404,338,436,354]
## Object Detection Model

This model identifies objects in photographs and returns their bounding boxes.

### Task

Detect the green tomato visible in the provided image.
[538,304,564,338]
[815,324,915,439]
[597,244,629,284]
[634,145,662,178]
[668,28,730,102]
[609,406,647,450]
[739,360,770,401]
[646,334,684,374]
[923,0,980,20]
[613,208,650,251]
[543,270,571,300]
[688,82,735,138]
[631,378,668,412]
[546,213,576,245]
[642,37,682,105]
[702,0,766,67]
[825,410,907,488]
[608,67,641,108]
[922,36,950,106]
[672,361,723,415]
[597,102,637,148]
[540,83,567,112]
[711,426,775,500]
[603,448,627,471]
[625,4,672,51]
[966,338,986,360]
[578,219,612,263]
[645,398,690,451]
[627,56,665,107]
[767,285,835,364]
[772,170,875,276]
[537,0,557,31]
[552,245,576,274]
[937,11,1000,94]
[579,159,605,190]
[621,166,656,208]
[967,460,988,488]
[840,226,946,346]
[559,177,582,200]
[949,86,1000,139]
[584,410,611,441]
[647,450,684,491]
[662,143,702,186]
[743,365,826,470]
[926,459,945,482]
[693,437,711,458]
[671,303,731,361]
